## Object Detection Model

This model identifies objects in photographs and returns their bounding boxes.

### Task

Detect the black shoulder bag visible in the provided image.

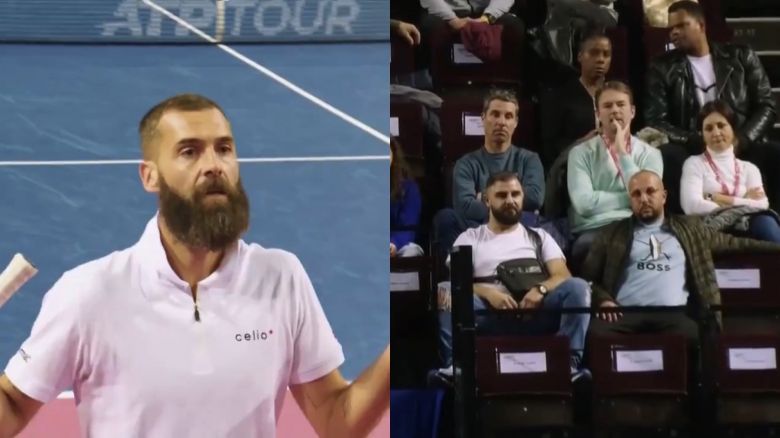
[473,226,550,301]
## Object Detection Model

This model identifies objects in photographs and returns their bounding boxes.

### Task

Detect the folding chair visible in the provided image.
[390,100,425,162]
[449,246,576,437]
[590,333,690,430]
[475,335,575,434]
[391,256,438,387]
[391,256,434,337]
[429,26,522,91]
[713,334,780,425]
[391,35,416,78]
[714,252,780,333]
[440,94,536,167]
[710,253,780,429]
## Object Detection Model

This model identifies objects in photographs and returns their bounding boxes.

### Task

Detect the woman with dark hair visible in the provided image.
[680,100,780,242]
[540,27,612,169]
[390,138,423,257]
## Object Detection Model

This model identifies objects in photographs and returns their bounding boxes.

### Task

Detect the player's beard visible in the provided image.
[158,175,250,251]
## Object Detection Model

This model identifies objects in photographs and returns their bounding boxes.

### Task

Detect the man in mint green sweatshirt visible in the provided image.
[567,81,663,269]
[433,89,545,257]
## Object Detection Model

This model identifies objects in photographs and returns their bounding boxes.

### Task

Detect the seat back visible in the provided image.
[440,95,536,166]
[390,101,425,161]
[429,27,521,90]
[591,333,688,397]
[475,335,572,397]
[391,256,434,337]
[715,333,780,394]
[391,35,416,77]
[714,252,780,311]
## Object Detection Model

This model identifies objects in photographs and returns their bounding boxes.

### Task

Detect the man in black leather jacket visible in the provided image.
[644,1,779,213]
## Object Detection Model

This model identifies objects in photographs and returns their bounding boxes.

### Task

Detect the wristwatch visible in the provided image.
[536,284,549,297]
[484,13,496,24]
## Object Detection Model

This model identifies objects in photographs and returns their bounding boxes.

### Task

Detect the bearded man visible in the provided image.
[0,94,389,438]
[434,171,592,383]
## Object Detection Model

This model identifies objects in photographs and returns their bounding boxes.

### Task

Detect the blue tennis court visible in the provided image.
[0,15,388,386]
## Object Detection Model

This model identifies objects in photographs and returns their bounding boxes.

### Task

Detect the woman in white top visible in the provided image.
[680,100,780,242]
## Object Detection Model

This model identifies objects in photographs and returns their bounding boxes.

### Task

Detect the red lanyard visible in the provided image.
[601,132,632,183]
[703,151,740,196]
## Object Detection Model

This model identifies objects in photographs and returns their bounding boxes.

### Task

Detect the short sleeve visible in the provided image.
[446,228,478,268]
[288,256,345,385]
[4,274,81,403]
[538,229,565,263]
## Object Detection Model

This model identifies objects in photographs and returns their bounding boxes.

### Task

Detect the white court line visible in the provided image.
[141,0,390,146]
[0,155,389,167]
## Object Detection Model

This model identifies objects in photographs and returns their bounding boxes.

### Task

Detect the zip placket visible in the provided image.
[191,286,201,322]
[194,299,201,322]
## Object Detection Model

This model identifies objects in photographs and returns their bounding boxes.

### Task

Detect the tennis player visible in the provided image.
[0,94,390,437]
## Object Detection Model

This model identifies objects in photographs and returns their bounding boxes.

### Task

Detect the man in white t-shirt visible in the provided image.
[436,171,592,382]
[0,94,389,437]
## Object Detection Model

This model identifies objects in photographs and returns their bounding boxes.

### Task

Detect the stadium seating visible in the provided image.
[440,94,536,166]
[390,256,438,388]
[711,253,780,426]
[390,100,425,161]
[390,0,780,434]
[429,26,523,91]
[391,34,416,78]
[475,335,574,433]
[590,333,691,430]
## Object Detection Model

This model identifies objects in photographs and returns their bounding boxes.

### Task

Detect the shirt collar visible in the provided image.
[136,213,242,294]
[705,145,735,160]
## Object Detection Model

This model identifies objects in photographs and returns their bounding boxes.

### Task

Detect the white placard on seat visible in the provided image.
[728,348,777,370]
[390,117,399,137]
[614,350,664,372]
[452,44,483,64]
[715,269,760,289]
[463,115,484,136]
[498,352,547,374]
[390,272,420,292]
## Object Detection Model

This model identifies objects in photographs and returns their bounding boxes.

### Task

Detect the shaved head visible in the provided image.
[628,170,667,223]
[629,170,663,189]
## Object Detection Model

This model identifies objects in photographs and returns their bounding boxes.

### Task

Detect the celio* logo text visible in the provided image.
[235,329,274,342]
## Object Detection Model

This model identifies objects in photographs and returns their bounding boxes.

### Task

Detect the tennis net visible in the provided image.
[0,0,388,44]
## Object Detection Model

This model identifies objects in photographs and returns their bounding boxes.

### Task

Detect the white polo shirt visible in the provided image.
[5,215,344,437]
